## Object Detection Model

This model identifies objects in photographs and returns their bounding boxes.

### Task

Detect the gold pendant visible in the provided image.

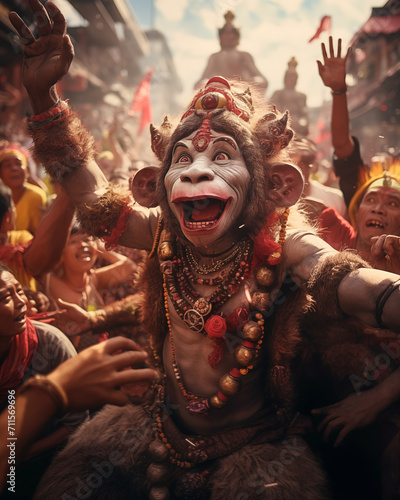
[183,309,205,332]
[193,298,212,316]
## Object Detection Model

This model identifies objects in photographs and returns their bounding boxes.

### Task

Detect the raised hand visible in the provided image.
[370,234,400,275]
[9,0,74,113]
[317,36,350,92]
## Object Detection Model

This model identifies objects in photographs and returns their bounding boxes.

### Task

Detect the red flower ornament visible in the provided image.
[205,315,227,339]
[205,315,227,368]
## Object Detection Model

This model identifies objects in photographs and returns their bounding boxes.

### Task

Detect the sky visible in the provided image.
[129,0,381,109]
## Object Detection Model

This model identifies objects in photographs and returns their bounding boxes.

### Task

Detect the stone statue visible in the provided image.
[195,11,268,93]
[270,57,309,136]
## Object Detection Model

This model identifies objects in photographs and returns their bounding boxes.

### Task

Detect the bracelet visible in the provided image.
[17,374,68,415]
[375,278,400,329]
[331,87,347,96]
[27,100,69,129]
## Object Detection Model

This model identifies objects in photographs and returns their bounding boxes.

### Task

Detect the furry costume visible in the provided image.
[35,279,332,500]
[35,404,329,500]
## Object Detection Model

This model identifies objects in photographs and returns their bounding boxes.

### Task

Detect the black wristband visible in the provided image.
[375,278,400,328]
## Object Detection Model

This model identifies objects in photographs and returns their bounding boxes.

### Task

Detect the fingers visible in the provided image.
[337,38,342,59]
[28,0,52,37]
[59,35,75,69]
[57,298,79,311]
[45,2,67,36]
[382,235,400,256]
[316,60,323,76]
[329,36,334,58]
[321,42,328,64]
[370,234,385,258]
[113,367,158,386]
[8,12,35,45]
[102,336,143,355]
[105,391,130,407]
[334,424,351,447]
[112,350,149,370]
[322,417,343,442]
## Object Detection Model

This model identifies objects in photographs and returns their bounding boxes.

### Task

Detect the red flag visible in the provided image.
[308,16,331,43]
[128,68,153,134]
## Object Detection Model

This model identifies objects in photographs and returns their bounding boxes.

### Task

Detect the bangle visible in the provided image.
[27,100,69,129]
[331,87,347,96]
[17,374,68,415]
[375,278,400,329]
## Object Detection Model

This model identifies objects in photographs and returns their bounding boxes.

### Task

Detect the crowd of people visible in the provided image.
[0,1,399,499]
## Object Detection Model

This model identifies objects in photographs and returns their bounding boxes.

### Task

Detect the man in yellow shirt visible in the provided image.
[0,147,47,235]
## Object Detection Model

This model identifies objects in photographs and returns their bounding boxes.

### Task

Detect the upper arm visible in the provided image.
[281,230,338,288]
[117,207,160,250]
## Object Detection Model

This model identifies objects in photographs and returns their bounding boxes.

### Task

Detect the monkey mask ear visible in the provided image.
[254,110,294,158]
[150,116,173,162]
[130,166,159,208]
[267,162,304,207]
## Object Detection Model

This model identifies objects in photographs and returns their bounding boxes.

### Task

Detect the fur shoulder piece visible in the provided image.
[307,251,370,319]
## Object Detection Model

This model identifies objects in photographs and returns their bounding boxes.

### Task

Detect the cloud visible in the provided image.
[155,0,189,22]
[198,7,221,34]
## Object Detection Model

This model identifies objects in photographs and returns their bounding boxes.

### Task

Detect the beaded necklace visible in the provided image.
[164,238,252,334]
[158,209,290,416]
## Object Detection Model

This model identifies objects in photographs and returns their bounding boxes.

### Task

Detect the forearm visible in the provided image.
[88,295,142,334]
[372,368,400,410]
[24,425,69,461]
[331,94,354,158]
[23,190,75,277]
[0,387,58,490]
[338,268,400,331]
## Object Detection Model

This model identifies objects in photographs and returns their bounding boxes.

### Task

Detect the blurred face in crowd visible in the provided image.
[0,270,28,338]
[62,232,98,274]
[356,186,400,246]
[0,156,26,190]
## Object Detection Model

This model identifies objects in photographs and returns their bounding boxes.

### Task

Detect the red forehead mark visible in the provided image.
[192,118,214,152]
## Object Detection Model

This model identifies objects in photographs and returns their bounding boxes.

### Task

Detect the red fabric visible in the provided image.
[308,15,331,43]
[128,69,153,134]
[0,242,30,270]
[251,213,282,270]
[102,204,133,250]
[318,207,357,251]
[0,317,38,401]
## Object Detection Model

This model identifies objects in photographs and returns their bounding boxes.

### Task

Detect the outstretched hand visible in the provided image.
[317,36,350,91]
[9,0,74,112]
[47,337,159,409]
[51,298,91,337]
[311,390,384,447]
